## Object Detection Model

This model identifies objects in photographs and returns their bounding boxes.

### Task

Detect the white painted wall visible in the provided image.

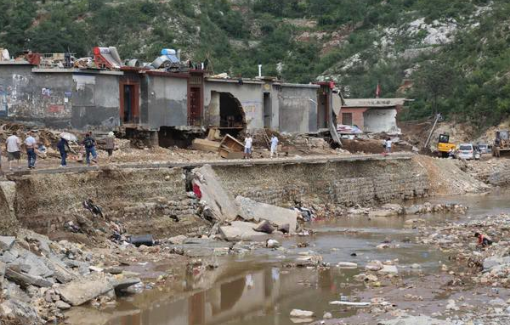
[363,108,401,134]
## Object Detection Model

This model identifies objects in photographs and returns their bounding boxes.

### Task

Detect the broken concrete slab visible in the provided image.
[219,221,268,242]
[193,165,240,222]
[58,274,114,306]
[5,267,52,288]
[235,196,298,234]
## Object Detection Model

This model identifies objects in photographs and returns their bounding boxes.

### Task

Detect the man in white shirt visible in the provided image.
[25,131,37,169]
[6,131,21,171]
[244,134,253,159]
[270,135,279,158]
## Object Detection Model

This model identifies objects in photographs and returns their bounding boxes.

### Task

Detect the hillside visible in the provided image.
[1,0,510,128]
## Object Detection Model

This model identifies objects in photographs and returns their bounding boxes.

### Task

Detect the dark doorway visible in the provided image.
[263,93,272,128]
[120,83,139,124]
[220,93,245,137]
[317,88,329,129]
[342,112,353,125]
[188,87,202,126]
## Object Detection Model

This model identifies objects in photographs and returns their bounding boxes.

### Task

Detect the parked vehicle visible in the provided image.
[456,143,480,160]
[477,143,491,154]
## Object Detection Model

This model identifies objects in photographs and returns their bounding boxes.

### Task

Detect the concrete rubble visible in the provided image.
[193,165,241,222]
[0,230,142,323]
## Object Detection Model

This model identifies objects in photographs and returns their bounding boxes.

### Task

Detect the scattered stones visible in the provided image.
[55,301,71,310]
[323,312,332,319]
[0,236,16,251]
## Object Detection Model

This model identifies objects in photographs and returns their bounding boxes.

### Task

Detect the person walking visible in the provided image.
[6,132,21,171]
[105,131,115,163]
[385,137,392,153]
[57,135,70,167]
[270,134,279,158]
[82,132,97,165]
[244,134,253,159]
[25,131,37,169]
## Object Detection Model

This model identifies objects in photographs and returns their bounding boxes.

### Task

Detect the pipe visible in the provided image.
[258,64,262,78]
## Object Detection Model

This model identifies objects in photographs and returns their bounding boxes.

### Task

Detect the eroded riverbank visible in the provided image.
[62,193,510,325]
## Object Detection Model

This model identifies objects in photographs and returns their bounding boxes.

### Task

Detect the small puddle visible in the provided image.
[67,193,510,325]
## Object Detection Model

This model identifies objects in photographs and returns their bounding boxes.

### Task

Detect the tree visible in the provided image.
[413,61,456,116]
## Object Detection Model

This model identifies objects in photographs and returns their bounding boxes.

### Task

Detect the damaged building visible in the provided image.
[0,48,340,144]
[339,98,408,134]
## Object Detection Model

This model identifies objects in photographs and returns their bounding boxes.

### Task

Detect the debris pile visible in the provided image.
[418,213,510,287]
[0,230,141,324]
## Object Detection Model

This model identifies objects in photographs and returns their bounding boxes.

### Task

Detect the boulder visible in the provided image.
[193,165,240,222]
[55,301,71,310]
[253,220,275,234]
[366,260,384,271]
[235,196,298,234]
[219,222,268,242]
[58,274,114,306]
[168,235,188,245]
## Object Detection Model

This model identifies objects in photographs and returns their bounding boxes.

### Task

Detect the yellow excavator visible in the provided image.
[437,134,456,157]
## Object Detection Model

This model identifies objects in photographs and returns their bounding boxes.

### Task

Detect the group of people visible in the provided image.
[0,131,38,171]
[0,131,116,172]
[243,134,279,159]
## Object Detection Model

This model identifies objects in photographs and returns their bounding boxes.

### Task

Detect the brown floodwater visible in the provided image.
[65,193,510,325]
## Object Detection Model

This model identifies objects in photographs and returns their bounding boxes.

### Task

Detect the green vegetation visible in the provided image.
[0,0,508,128]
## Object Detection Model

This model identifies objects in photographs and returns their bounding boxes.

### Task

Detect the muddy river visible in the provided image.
[67,194,510,325]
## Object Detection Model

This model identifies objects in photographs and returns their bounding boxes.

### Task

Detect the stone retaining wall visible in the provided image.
[213,159,429,206]
[3,157,430,235]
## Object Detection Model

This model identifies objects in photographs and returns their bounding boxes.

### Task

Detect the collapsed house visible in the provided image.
[0,47,341,144]
[339,98,408,134]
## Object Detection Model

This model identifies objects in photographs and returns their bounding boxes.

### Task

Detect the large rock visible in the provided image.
[483,256,510,271]
[0,299,43,325]
[193,165,240,222]
[17,250,54,278]
[58,274,114,306]
[0,236,15,252]
[235,196,298,234]
[5,267,52,288]
[219,221,268,242]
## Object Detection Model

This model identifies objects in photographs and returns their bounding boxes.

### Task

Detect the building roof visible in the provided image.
[343,98,408,108]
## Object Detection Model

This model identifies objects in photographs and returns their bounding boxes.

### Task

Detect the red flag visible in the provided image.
[375,82,381,98]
